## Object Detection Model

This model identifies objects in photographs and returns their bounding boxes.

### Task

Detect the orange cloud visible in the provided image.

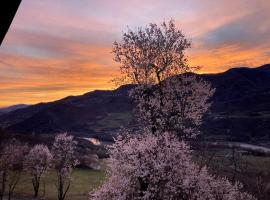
[0,39,119,107]
[0,0,270,107]
[189,44,270,73]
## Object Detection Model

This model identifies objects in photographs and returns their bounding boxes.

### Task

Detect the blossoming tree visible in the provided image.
[130,75,214,138]
[92,132,254,200]
[0,139,28,200]
[52,133,78,200]
[24,144,52,198]
[113,20,214,138]
[91,20,255,200]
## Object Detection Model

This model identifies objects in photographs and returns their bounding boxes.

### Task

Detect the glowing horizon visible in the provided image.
[1,0,270,107]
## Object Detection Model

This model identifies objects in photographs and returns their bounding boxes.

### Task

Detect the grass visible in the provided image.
[13,169,106,200]
[11,149,270,199]
[94,112,133,132]
[195,148,270,199]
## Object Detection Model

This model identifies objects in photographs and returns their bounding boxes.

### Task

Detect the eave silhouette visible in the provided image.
[0,1,21,46]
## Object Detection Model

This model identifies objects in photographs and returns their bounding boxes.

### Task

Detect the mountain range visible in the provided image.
[0,104,29,114]
[1,64,270,142]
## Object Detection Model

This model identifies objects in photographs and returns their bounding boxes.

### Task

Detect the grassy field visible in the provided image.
[10,149,270,200]
[13,169,106,200]
[195,148,270,199]
[94,112,133,133]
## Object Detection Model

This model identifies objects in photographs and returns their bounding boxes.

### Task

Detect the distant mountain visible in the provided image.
[1,64,270,142]
[201,64,270,141]
[0,104,29,114]
[0,85,135,140]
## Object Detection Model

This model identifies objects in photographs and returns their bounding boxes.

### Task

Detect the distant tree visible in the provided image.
[52,133,78,200]
[92,132,254,200]
[0,139,28,200]
[24,144,52,198]
[113,20,214,138]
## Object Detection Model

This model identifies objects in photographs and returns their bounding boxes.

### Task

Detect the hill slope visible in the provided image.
[0,85,134,140]
[1,64,270,141]
[201,64,270,141]
[0,104,29,114]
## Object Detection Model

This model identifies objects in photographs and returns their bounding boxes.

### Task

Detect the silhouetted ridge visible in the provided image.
[1,64,270,141]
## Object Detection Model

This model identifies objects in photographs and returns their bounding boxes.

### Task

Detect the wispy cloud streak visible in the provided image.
[0,0,269,106]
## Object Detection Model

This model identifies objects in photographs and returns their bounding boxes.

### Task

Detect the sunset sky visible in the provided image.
[1,0,270,107]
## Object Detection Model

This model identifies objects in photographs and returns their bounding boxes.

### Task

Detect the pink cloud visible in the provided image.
[0,0,270,106]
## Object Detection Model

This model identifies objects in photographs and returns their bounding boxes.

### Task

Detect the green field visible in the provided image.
[194,148,270,199]
[13,169,106,200]
[9,150,270,200]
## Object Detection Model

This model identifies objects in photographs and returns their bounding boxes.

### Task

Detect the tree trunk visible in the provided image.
[0,171,6,200]
[32,177,40,197]
[58,175,64,200]
[34,185,39,197]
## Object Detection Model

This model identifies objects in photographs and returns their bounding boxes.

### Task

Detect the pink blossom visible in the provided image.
[92,133,254,200]
[51,133,78,200]
[92,20,254,200]
[0,139,28,200]
[131,75,215,138]
[24,144,52,197]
